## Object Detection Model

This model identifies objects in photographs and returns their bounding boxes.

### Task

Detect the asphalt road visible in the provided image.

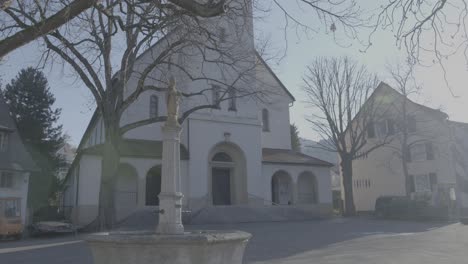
[1,217,467,264]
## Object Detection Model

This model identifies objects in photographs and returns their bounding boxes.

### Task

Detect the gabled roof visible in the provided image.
[262,148,333,167]
[373,82,448,119]
[255,50,295,102]
[0,94,38,172]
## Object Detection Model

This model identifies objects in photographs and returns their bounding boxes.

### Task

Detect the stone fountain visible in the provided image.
[86,78,251,264]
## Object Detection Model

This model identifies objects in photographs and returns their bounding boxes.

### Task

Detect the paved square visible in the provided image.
[1,218,467,264]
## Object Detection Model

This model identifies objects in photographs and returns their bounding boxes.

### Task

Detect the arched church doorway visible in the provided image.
[146,166,161,206]
[271,171,293,205]
[209,143,247,206]
[114,163,138,220]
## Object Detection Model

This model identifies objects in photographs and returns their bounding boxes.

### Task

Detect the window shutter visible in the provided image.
[429,173,437,191]
[409,175,415,193]
[426,142,434,160]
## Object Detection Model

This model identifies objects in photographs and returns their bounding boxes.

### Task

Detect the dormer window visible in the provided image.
[262,109,270,132]
[149,95,159,118]
[0,131,8,152]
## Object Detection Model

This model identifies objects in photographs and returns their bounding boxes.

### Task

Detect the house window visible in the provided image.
[413,174,431,193]
[262,109,270,132]
[367,122,375,138]
[228,88,237,111]
[212,85,220,108]
[377,119,394,137]
[377,121,387,137]
[386,119,395,135]
[409,143,427,162]
[409,142,434,162]
[426,142,434,160]
[0,132,8,151]
[149,95,159,118]
[4,199,20,218]
[0,171,13,188]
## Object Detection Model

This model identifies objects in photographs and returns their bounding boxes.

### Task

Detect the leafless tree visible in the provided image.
[2,0,274,229]
[385,62,447,197]
[370,0,468,90]
[303,57,387,216]
[0,0,365,58]
[0,0,368,228]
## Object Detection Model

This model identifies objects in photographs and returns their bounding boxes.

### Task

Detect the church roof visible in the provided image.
[255,50,295,102]
[0,94,38,172]
[81,139,189,160]
[262,148,333,167]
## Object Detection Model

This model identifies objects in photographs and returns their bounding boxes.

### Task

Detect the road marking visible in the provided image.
[0,240,83,254]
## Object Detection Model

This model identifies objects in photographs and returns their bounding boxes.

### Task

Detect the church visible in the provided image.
[62,1,333,226]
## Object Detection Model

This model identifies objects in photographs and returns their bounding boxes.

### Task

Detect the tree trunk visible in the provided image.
[341,156,356,216]
[402,143,411,197]
[97,131,120,231]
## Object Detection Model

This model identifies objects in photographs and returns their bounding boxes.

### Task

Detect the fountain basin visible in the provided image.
[86,230,251,264]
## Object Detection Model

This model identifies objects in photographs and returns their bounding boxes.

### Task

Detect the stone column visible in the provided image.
[157,123,184,235]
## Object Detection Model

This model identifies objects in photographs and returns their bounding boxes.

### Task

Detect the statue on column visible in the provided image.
[166,76,181,126]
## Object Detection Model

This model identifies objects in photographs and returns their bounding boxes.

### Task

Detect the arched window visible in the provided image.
[298,172,318,204]
[212,152,233,162]
[262,108,270,132]
[149,95,158,118]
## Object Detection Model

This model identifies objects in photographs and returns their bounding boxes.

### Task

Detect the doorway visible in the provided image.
[271,171,293,205]
[212,168,231,205]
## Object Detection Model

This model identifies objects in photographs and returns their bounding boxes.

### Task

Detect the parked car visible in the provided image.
[28,221,76,237]
[374,196,427,219]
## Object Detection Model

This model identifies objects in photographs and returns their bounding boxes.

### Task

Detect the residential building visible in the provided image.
[0,94,37,225]
[62,2,333,226]
[451,121,468,222]
[56,143,76,181]
[347,82,456,212]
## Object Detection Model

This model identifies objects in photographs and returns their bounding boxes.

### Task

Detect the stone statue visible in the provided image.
[166,76,180,126]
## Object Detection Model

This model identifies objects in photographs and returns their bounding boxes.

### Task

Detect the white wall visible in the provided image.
[262,164,332,205]
[187,116,262,209]
[256,60,294,150]
[350,89,456,211]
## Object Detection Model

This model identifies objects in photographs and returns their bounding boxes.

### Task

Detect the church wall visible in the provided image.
[262,163,332,206]
[187,117,262,210]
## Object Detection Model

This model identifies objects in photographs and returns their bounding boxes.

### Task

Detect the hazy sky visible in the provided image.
[1,2,467,146]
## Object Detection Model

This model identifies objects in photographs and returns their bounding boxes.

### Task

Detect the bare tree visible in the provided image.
[385,62,447,197]
[0,0,365,229]
[303,57,386,216]
[371,0,468,89]
[3,0,271,229]
[0,0,365,58]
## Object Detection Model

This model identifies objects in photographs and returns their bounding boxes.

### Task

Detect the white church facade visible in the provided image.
[62,2,333,226]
